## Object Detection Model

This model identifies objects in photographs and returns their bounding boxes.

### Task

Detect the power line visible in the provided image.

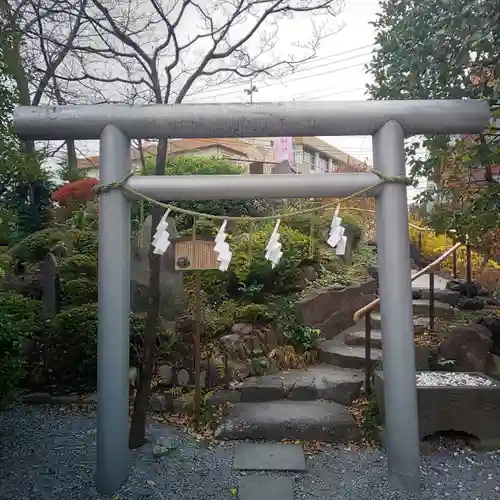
[186,44,376,99]
[192,61,370,102]
[205,58,370,100]
[294,86,366,101]
[187,44,375,97]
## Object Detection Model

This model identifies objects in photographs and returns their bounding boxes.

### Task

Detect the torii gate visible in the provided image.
[14,99,490,495]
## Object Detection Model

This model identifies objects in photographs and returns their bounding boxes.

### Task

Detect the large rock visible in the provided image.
[476,315,500,356]
[295,280,377,339]
[220,325,282,362]
[446,278,482,298]
[457,296,486,311]
[439,324,493,372]
[214,400,360,442]
[131,215,184,321]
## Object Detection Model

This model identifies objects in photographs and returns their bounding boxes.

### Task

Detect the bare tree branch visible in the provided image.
[7,0,343,449]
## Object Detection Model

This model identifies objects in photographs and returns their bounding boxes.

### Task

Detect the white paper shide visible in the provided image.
[151,209,172,255]
[214,220,232,271]
[265,219,283,268]
[327,205,347,255]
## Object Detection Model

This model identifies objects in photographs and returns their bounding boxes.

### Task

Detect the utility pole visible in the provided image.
[244,80,258,103]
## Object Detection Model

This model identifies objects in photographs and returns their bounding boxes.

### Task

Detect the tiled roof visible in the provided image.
[77,138,266,170]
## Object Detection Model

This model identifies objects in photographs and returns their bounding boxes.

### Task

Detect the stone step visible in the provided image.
[411,272,450,291]
[238,364,363,406]
[373,298,454,318]
[344,329,383,350]
[214,400,360,443]
[412,287,461,306]
[370,312,428,333]
[317,341,382,369]
[412,298,455,318]
[342,331,433,369]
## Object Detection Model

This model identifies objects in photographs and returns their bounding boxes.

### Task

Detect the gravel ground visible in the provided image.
[1,405,500,500]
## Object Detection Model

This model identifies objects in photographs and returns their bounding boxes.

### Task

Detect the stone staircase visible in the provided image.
[215,273,452,443]
[215,364,363,442]
[316,298,454,371]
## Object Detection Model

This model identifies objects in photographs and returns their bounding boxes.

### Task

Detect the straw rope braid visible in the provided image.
[93,169,429,231]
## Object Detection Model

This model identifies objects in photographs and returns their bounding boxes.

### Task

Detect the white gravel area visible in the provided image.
[416,372,498,387]
[1,405,500,499]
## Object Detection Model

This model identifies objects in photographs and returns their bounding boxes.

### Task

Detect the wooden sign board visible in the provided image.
[174,239,219,271]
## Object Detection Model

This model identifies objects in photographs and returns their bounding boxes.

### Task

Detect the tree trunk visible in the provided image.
[7,32,34,153]
[128,138,168,449]
[66,139,79,180]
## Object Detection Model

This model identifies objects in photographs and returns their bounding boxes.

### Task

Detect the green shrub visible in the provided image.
[69,229,98,255]
[61,278,98,306]
[0,293,41,402]
[59,254,98,281]
[235,303,273,325]
[266,294,323,352]
[360,393,382,445]
[133,156,271,233]
[0,292,41,331]
[231,222,316,294]
[202,299,239,338]
[186,269,233,303]
[184,221,318,300]
[352,244,377,268]
[0,248,12,277]
[29,303,149,392]
[284,324,323,352]
[236,281,265,302]
[286,210,363,248]
[10,228,70,264]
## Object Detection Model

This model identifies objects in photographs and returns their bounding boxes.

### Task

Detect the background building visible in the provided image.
[76,137,364,178]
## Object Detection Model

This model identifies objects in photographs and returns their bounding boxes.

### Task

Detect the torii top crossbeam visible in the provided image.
[13,100,489,141]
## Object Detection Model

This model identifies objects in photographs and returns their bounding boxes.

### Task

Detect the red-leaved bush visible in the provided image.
[52,178,99,207]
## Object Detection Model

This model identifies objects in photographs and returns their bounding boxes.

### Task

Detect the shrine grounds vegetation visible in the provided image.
[0,155,376,403]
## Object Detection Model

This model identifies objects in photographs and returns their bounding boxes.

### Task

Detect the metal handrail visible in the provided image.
[353,241,463,323]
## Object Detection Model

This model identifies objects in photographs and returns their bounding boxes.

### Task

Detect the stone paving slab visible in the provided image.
[239,364,363,405]
[344,329,383,349]
[370,312,428,333]
[317,342,382,369]
[215,400,360,442]
[412,298,455,318]
[238,475,295,500]
[233,443,307,472]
